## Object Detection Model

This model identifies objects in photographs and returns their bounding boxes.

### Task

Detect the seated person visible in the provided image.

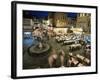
[48,49,58,68]
[59,49,65,67]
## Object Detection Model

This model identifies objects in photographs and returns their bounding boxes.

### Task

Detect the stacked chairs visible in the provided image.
[69,44,82,51]
[55,33,84,46]
[76,54,90,65]
[63,40,75,45]
[68,53,84,67]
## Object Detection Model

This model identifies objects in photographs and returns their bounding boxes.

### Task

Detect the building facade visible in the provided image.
[48,12,68,28]
[76,13,91,34]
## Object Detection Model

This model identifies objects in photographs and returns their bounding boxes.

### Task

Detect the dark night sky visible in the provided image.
[23,11,77,19]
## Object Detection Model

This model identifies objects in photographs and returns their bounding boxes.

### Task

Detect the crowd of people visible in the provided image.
[32,26,55,43]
